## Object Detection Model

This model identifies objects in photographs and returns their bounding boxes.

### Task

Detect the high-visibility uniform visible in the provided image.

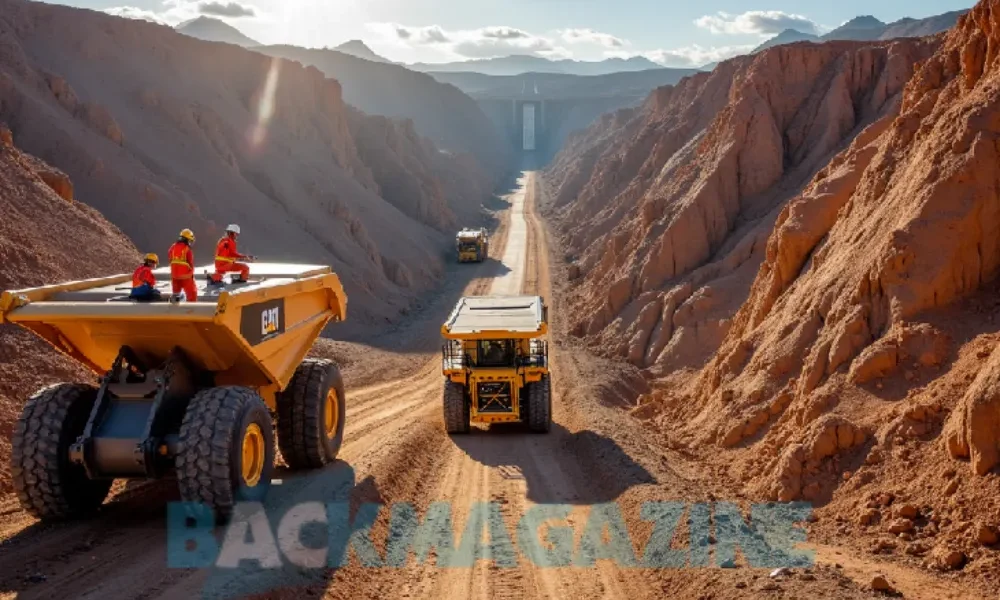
[167,241,197,301]
[130,265,160,301]
[213,236,249,281]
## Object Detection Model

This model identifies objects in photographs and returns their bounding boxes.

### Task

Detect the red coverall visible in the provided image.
[167,241,198,301]
[214,236,250,281]
[131,265,156,288]
[130,264,160,300]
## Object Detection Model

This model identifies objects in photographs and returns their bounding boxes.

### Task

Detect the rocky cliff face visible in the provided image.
[0,0,492,325]
[259,44,511,195]
[548,5,1000,569]
[545,39,937,374]
[0,125,138,491]
[694,1,1000,476]
[345,107,491,232]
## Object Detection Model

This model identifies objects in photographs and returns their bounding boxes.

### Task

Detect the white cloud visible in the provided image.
[642,44,754,68]
[367,23,572,60]
[559,28,625,48]
[367,23,633,61]
[105,0,260,26]
[481,26,531,40]
[383,24,451,44]
[198,1,256,18]
[104,6,171,25]
[695,11,821,36]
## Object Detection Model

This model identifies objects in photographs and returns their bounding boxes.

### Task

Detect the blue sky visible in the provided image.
[65,0,974,66]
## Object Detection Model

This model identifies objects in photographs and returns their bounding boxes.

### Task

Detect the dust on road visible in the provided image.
[0,173,985,600]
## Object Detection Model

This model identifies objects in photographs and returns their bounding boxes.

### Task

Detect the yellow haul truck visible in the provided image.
[456,227,489,263]
[441,295,551,433]
[0,263,347,521]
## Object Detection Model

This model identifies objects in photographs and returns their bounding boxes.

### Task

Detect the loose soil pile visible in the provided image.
[0,125,137,493]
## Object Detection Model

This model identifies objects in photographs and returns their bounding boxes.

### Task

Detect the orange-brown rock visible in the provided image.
[17,150,74,201]
[0,133,138,493]
[944,343,1000,475]
[545,38,937,375]
[687,0,1000,466]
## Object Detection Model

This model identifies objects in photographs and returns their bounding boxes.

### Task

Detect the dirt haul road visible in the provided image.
[0,173,984,600]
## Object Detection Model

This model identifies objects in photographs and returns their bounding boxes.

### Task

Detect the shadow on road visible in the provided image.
[332,174,524,353]
[196,461,377,599]
[0,461,376,600]
[451,422,655,505]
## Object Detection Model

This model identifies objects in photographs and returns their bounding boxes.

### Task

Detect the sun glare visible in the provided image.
[250,56,282,149]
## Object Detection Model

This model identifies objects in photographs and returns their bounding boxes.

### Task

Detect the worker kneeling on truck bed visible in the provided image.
[130,253,162,301]
[168,228,197,301]
[210,224,254,285]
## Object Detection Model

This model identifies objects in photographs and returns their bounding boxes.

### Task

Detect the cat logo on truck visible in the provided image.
[241,299,285,345]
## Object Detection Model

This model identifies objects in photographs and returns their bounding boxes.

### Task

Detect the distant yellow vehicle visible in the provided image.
[456,227,489,263]
[0,263,348,521]
[441,295,551,433]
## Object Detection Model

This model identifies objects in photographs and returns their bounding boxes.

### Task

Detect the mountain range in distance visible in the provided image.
[174,10,970,76]
[409,54,662,77]
[752,10,969,53]
[173,18,663,76]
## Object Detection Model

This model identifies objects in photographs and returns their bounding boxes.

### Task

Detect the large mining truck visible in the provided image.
[456,227,489,263]
[440,295,551,433]
[0,263,347,521]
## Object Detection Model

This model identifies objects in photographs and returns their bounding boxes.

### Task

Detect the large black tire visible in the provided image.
[443,381,470,434]
[11,383,112,520]
[527,375,552,433]
[175,386,274,519]
[276,358,345,469]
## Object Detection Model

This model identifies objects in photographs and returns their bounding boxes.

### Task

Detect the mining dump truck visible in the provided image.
[0,263,347,521]
[441,295,551,433]
[456,227,489,263]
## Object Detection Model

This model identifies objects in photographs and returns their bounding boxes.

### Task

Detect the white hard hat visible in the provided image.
[226,224,241,234]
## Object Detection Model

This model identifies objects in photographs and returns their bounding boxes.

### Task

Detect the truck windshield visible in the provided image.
[477,340,513,367]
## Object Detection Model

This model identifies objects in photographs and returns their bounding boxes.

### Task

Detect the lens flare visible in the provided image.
[249,57,282,149]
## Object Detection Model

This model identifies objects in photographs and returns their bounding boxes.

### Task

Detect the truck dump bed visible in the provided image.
[441,295,547,339]
[0,263,346,390]
[456,227,487,240]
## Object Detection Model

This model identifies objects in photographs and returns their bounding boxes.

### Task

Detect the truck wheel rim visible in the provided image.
[241,423,265,487]
[325,389,339,437]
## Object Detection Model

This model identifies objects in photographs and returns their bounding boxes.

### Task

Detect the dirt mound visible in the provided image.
[944,344,1000,475]
[0,0,495,325]
[544,38,936,373]
[0,126,138,492]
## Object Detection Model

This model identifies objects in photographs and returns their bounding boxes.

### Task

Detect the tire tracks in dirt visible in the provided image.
[0,172,654,600]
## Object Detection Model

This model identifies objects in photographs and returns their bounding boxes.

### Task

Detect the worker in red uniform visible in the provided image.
[167,228,197,301]
[130,253,161,301]
[210,224,254,285]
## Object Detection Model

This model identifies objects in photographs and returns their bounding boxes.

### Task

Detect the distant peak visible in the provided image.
[177,16,223,27]
[333,39,388,62]
[842,15,886,28]
[175,15,259,47]
[337,39,373,52]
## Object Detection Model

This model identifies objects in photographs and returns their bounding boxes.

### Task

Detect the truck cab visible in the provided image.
[455,227,489,263]
[441,295,551,432]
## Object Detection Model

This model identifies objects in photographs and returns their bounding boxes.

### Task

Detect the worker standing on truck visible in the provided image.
[130,253,161,301]
[210,224,254,285]
[167,229,197,301]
